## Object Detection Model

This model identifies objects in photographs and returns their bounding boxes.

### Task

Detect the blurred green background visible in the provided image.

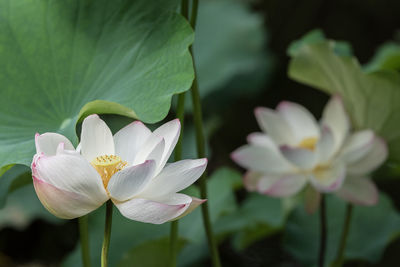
[1,0,400,266]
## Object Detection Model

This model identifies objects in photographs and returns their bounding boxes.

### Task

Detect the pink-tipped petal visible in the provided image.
[321,95,350,152]
[336,176,379,206]
[114,121,152,164]
[114,193,191,224]
[231,145,293,174]
[347,136,388,176]
[172,197,206,221]
[32,151,108,205]
[280,145,317,170]
[80,114,115,161]
[35,133,74,156]
[277,101,319,143]
[340,130,374,164]
[33,177,105,219]
[310,162,346,192]
[254,107,296,145]
[258,174,307,197]
[304,185,321,214]
[108,160,156,202]
[140,158,207,198]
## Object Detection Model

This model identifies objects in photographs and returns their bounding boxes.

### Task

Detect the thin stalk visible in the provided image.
[180,0,221,265]
[189,0,199,29]
[188,3,221,266]
[169,220,179,267]
[318,195,327,267]
[174,82,186,161]
[181,0,189,20]
[191,65,222,267]
[78,215,91,267]
[168,93,186,267]
[332,204,353,267]
[101,201,113,267]
[191,72,222,267]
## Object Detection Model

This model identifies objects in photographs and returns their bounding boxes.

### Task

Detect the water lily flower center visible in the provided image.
[298,137,318,151]
[91,155,127,188]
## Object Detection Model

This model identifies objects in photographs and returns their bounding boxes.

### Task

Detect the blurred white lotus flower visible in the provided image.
[231,96,387,207]
[31,115,207,224]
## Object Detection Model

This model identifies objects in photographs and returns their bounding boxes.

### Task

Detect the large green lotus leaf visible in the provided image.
[288,34,400,162]
[283,193,400,265]
[0,0,194,169]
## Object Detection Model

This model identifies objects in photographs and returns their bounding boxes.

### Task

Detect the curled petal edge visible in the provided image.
[171,197,207,221]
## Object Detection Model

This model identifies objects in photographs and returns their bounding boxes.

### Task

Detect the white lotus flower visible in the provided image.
[231,96,387,206]
[31,115,207,224]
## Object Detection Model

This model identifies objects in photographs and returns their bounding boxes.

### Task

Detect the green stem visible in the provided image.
[189,0,199,29]
[188,2,221,266]
[169,220,179,267]
[78,215,91,267]
[318,195,327,267]
[198,172,221,267]
[332,204,353,267]
[174,93,186,162]
[192,67,222,267]
[101,201,113,267]
[168,94,186,267]
[181,0,189,19]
